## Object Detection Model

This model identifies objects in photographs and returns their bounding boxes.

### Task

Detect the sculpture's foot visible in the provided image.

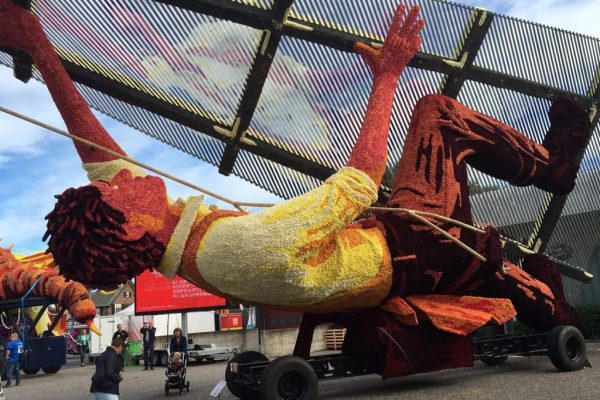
[523,254,582,329]
[535,98,591,194]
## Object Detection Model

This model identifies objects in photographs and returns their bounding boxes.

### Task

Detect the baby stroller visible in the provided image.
[164,352,190,396]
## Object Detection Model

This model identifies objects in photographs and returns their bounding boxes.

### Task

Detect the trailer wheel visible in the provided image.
[475,325,508,366]
[22,368,40,375]
[42,366,61,374]
[226,351,268,400]
[548,325,587,371]
[260,356,318,400]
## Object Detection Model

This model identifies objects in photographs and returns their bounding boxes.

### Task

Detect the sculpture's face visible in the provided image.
[90,169,170,243]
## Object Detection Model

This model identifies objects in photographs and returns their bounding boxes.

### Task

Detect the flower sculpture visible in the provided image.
[0,246,98,333]
[0,0,590,377]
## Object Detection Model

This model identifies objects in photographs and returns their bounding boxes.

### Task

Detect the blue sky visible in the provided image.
[1,0,599,254]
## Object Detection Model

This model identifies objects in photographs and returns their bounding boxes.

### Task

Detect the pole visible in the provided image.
[182,312,188,339]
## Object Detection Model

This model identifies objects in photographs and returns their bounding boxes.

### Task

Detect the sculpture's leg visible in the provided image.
[387,94,590,223]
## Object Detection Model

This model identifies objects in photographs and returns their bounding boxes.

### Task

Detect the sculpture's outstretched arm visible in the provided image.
[0,1,126,167]
[347,5,424,185]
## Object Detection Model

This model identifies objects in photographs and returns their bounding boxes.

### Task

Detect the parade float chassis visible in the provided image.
[225,324,589,400]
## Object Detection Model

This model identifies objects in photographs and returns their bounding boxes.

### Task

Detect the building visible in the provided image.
[90,281,135,316]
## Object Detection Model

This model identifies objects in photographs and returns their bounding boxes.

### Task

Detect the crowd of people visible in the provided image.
[0,318,185,400]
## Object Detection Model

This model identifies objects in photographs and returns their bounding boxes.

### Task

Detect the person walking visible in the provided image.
[140,321,156,370]
[90,338,124,400]
[112,324,128,371]
[77,328,90,366]
[169,328,187,355]
[5,332,23,387]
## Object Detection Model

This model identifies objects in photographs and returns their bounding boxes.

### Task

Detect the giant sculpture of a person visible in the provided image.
[0,0,588,362]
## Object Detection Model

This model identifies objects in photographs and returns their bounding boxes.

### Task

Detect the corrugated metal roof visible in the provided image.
[1,0,599,302]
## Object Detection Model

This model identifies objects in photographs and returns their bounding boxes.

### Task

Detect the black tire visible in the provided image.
[474,325,508,366]
[42,366,61,374]
[0,358,7,381]
[22,368,40,375]
[160,352,169,366]
[548,325,587,371]
[186,381,190,392]
[259,356,318,400]
[226,351,268,400]
[165,382,169,396]
[152,353,159,366]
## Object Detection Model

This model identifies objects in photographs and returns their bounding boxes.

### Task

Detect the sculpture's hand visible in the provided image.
[354,5,424,78]
[0,1,41,55]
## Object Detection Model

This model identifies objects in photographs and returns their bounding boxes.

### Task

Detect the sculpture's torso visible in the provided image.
[192,167,393,310]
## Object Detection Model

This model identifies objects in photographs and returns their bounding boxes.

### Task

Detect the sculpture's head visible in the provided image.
[44,169,173,290]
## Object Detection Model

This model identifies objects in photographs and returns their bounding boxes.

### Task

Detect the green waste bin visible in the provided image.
[127,340,142,354]
[124,340,142,366]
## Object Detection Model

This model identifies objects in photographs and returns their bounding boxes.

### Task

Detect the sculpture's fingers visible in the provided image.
[354,41,378,72]
[384,3,406,47]
[399,6,421,40]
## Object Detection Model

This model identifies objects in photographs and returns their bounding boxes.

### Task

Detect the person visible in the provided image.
[166,351,184,375]
[90,338,124,400]
[169,328,187,355]
[140,321,156,370]
[112,324,129,343]
[112,324,128,371]
[77,328,90,366]
[4,332,22,387]
[0,1,586,351]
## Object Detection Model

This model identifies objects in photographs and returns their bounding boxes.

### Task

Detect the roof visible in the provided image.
[1,0,599,299]
[90,282,134,307]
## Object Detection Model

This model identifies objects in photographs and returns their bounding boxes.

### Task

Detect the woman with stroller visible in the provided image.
[169,328,187,354]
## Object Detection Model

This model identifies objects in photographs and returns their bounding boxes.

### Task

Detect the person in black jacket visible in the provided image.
[90,338,124,400]
[169,328,187,354]
[112,324,129,371]
[140,321,156,370]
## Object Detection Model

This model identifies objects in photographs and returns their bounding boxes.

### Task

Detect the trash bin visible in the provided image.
[128,340,142,355]
[124,340,142,366]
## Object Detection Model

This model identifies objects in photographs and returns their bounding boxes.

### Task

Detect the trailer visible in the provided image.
[0,281,67,377]
[225,322,589,400]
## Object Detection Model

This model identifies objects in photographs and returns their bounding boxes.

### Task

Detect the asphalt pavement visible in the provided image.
[3,343,600,400]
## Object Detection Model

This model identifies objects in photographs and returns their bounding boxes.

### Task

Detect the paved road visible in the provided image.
[4,343,600,400]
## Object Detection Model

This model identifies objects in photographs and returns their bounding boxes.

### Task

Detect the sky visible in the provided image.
[1,0,599,254]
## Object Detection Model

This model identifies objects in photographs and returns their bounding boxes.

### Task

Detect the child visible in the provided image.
[5,332,23,387]
[166,352,184,375]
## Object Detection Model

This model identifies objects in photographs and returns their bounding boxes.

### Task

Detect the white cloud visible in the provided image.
[458,0,600,37]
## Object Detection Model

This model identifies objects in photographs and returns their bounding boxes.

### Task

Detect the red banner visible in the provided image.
[135,269,226,314]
